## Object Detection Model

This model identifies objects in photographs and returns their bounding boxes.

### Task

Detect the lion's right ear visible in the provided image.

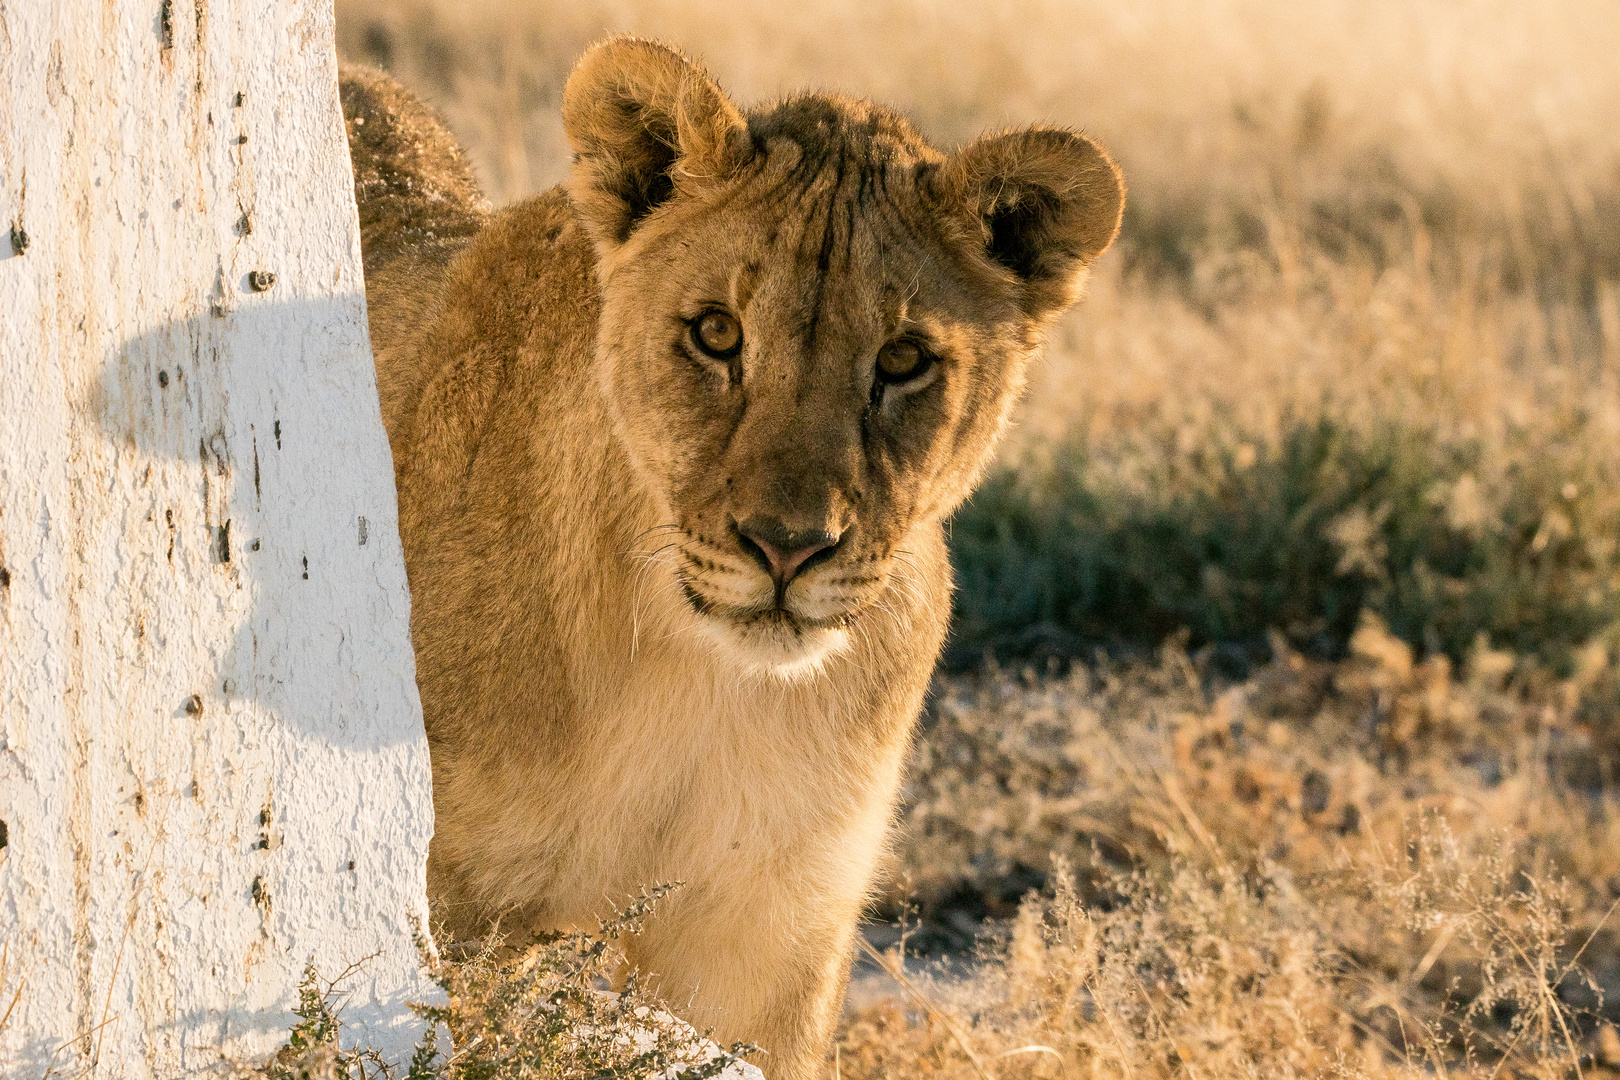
[562,38,748,251]
[940,129,1124,319]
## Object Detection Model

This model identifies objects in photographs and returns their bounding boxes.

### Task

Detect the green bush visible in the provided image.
[948,415,1620,670]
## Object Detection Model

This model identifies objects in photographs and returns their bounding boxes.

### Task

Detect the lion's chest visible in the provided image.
[529,646,904,922]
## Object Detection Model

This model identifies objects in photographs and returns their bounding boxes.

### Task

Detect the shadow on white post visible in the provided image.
[0,1,438,1075]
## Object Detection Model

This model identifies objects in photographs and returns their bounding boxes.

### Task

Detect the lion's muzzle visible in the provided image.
[734,516,843,603]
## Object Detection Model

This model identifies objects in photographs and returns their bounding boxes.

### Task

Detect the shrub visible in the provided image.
[258,888,755,1080]
[948,415,1620,670]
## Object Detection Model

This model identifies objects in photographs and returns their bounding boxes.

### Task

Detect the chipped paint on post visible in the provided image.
[0,1,437,1076]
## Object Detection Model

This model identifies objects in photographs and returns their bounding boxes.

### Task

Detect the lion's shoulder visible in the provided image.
[340,68,600,512]
[372,187,601,536]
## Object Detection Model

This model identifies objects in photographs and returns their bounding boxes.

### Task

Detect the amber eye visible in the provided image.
[876,339,932,384]
[691,309,743,360]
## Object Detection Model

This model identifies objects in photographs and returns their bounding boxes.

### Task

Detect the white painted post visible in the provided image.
[0,1,437,1076]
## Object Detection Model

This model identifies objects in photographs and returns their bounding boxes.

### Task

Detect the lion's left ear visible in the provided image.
[939,129,1124,317]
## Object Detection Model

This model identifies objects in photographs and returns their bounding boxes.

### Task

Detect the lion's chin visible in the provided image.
[692,613,852,682]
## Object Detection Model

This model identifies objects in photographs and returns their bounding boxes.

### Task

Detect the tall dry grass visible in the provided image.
[328,2,1620,1075]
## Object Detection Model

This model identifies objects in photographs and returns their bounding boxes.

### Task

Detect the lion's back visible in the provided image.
[338,66,603,597]
[339,64,490,279]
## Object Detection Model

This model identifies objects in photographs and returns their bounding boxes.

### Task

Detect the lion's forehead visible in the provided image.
[625,94,1025,378]
[739,155,928,257]
[681,160,983,338]
[745,93,943,172]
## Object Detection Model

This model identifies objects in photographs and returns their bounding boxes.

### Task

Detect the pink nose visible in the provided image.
[736,518,841,588]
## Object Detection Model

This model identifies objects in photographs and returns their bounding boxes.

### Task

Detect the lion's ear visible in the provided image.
[562,38,748,250]
[941,129,1124,317]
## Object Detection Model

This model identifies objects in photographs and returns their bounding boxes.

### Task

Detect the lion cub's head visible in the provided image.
[562,39,1123,678]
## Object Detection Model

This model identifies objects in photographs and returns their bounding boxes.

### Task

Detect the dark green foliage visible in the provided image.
[948,415,1620,670]
[264,962,389,1079]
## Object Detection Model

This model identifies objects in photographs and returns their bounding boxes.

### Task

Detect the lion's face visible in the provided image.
[563,45,1123,676]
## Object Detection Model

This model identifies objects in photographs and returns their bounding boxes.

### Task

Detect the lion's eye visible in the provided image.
[692,310,743,359]
[876,339,931,384]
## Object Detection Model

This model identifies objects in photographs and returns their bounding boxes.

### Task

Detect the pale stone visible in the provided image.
[620,1000,768,1080]
[0,1,437,1075]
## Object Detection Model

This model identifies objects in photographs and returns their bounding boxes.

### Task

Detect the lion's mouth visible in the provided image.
[679,581,857,633]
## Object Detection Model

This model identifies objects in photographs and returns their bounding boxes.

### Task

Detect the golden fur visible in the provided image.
[340,42,1122,1078]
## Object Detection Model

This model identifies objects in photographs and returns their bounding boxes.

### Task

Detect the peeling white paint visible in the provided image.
[0,1,437,1075]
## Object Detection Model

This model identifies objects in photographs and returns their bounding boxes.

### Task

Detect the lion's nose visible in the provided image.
[736,517,841,588]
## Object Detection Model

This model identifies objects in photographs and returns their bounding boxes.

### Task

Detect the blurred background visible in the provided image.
[335,3,1620,1074]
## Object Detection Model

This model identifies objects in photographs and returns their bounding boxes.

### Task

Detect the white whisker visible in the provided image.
[629,540,685,660]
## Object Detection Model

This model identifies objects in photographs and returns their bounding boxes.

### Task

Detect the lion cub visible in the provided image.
[341,40,1121,1079]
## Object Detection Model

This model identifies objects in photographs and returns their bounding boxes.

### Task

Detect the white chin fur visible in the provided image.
[693,616,851,681]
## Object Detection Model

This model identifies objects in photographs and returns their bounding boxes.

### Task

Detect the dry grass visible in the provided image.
[327,1,1620,1075]
[865,625,1620,1076]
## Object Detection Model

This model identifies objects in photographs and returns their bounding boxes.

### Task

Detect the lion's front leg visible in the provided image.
[624,879,862,1080]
